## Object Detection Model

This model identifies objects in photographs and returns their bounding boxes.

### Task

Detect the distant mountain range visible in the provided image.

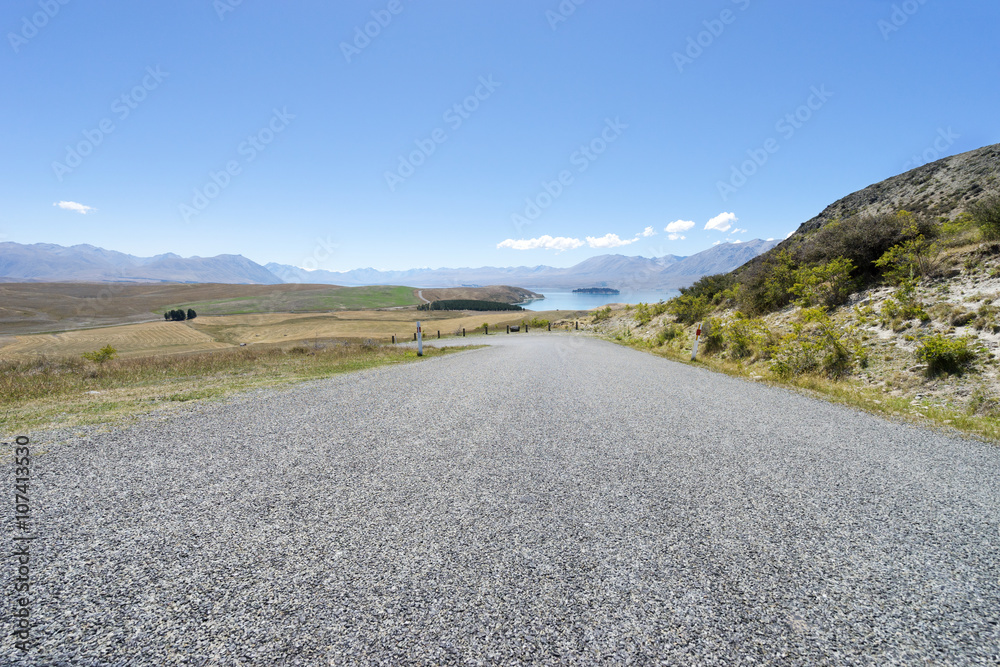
[0,240,778,290]
[0,242,282,285]
[266,239,779,290]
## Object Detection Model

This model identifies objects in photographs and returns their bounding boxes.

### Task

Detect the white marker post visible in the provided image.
[416,321,423,357]
[691,321,702,361]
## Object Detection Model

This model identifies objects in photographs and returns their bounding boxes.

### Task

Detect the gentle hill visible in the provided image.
[0,283,542,336]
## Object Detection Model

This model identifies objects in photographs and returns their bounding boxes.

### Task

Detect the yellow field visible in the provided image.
[0,321,230,359]
[0,310,577,359]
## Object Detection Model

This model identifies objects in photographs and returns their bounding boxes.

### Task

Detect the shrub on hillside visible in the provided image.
[592,306,613,322]
[735,249,797,315]
[969,194,1000,241]
[873,233,939,284]
[679,273,736,304]
[655,323,683,346]
[916,334,977,376]
[668,293,711,325]
[82,345,117,364]
[769,308,860,379]
[722,316,774,360]
[790,257,857,309]
[794,211,933,279]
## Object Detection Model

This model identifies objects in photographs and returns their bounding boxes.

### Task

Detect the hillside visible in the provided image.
[586,142,1000,440]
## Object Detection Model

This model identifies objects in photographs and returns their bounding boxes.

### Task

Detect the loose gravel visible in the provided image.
[2,333,999,665]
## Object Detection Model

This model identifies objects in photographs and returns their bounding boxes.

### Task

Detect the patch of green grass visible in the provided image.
[160,285,420,316]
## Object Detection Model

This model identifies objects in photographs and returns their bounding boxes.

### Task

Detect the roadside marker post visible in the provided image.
[691,321,702,361]
[417,321,423,357]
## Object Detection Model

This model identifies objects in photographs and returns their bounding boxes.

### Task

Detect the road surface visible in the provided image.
[3,334,999,665]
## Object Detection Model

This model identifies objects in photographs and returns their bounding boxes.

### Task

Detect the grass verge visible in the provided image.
[608,337,1000,443]
[1,341,479,434]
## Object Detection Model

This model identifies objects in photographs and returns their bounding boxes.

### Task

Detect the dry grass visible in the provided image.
[1,341,476,433]
[0,310,575,359]
[611,336,1000,443]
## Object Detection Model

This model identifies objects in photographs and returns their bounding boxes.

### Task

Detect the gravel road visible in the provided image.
[3,333,999,665]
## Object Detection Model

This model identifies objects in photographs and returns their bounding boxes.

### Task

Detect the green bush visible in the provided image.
[679,273,736,304]
[735,249,797,315]
[592,306,613,322]
[969,194,1000,241]
[655,323,682,346]
[668,294,711,325]
[722,317,774,360]
[873,234,938,284]
[82,345,117,364]
[790,257,856,309]
[769,309,858,379]
[880,279,929,326]
[701,318,725,354]
[915,334,977,376]
[794,211,932,279]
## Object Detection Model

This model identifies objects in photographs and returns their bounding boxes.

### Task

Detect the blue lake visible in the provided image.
[519,289,680,312]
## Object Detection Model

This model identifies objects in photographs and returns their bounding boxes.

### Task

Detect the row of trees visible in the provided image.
[418,299,524,312]
[164,308,197,321]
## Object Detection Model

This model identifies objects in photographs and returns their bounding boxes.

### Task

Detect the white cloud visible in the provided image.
[586,233,638,249]
[497,235,584,251]
[53,201,96,214]
[705,211,737,232]
[665,219,695,233]
[713,240,722,246]
[667,233,686,241]
[732,239,743,244]
[640,226,657,237]
[766,237,775,241]
[731,227,747,234]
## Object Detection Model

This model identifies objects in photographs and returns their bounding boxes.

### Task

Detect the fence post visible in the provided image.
[462,328,465,337]
[575,321,579,330]
[413,332,416,341]
[417,321,423,357]
[525,325,528,333]
[437,330,440,339]
[691,321,702,361]
[392,334,395,344]
[484,324,488,335]
[548,322,551,331]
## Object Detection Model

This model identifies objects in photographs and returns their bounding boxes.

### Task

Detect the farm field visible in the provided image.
[0,283,541,335]
[0,309,580,359]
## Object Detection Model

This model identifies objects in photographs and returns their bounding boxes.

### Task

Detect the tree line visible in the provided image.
[164,308,197,321]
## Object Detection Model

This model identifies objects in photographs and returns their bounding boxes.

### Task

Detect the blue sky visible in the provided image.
[2,1,998,272]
